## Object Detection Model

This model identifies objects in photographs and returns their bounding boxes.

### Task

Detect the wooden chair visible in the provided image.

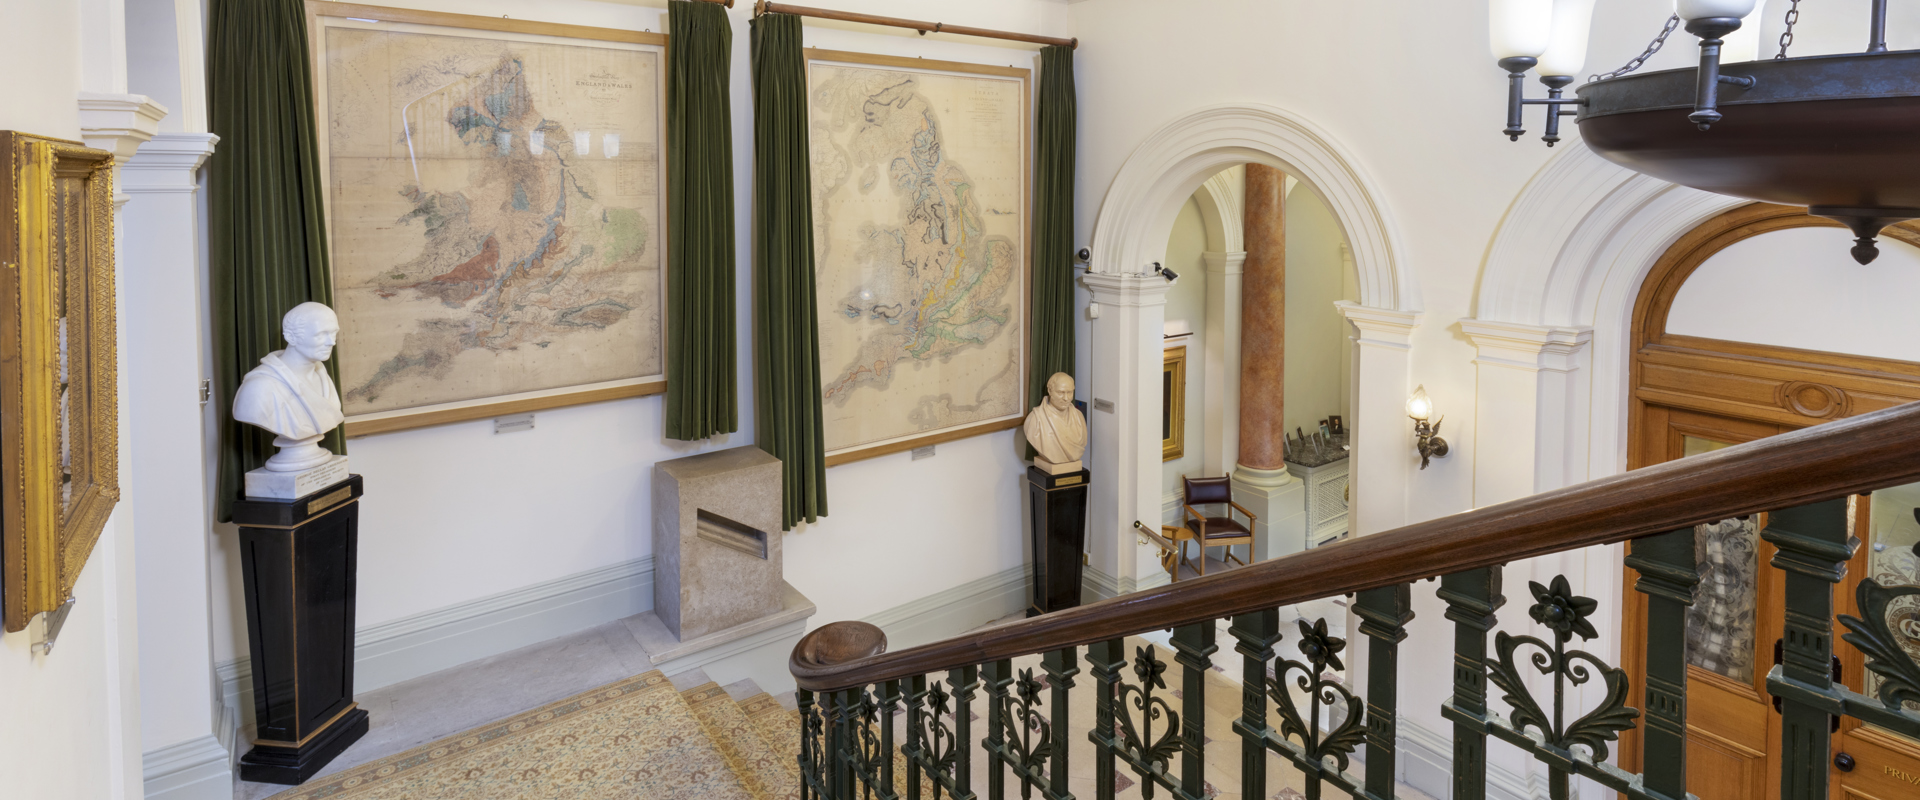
[1180,477,1257,576]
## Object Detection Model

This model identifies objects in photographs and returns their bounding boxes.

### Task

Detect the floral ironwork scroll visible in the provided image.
[1839,578,1920,713]
[1115,645,1184,798]
[1486,577,1639,765]
[1270,618,1367,772]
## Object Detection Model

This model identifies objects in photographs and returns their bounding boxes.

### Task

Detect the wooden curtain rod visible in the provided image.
[751,1,1077,50]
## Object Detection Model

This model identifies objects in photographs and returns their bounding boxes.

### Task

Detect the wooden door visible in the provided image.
[1631,407,1790,798]
[1832,490,1920,800]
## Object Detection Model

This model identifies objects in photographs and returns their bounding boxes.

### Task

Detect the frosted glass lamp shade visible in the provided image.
[1537,0,1600,76]
[1407,386,1434,421]
[1676,0,1757,21]
[1490,0,1555,59]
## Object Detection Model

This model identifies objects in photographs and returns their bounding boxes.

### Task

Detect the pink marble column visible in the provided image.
[1236,163,1286,474]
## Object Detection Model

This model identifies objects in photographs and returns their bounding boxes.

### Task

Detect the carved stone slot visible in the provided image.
[697,508,769,560]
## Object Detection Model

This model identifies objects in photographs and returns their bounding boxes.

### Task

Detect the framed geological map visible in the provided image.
[307,3,668,436]
[805,50,1031,465]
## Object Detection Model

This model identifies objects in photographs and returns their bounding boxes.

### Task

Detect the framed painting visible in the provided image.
[804,49,1032,466]
[0,131,119,633]
[306,3,669,436]
[1163,345,1187,461]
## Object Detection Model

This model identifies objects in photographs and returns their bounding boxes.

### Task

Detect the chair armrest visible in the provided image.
[1182,505,1207,531]
[1228,500,1258,524]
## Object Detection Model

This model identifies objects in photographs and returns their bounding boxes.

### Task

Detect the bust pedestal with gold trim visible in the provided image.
[232,474,369,784]
[1025,464,1089,616]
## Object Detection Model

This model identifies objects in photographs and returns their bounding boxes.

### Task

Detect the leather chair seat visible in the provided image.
[1198,517,1249,538]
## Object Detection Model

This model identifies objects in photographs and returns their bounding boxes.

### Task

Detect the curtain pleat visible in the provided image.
[1028,45,1078,417]
[750,13,827,529]
[665,0,739,440]
[208,0,344,521]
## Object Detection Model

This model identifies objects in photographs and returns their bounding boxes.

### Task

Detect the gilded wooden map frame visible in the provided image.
[804,49,1033,467]
[306,2,670,437]
[0,132,120,633]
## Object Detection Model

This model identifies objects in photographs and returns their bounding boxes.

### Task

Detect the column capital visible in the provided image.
[1459,318,1592,372]
[77,92,167,165]
[1201,251,1245,275]
[121,133,219,194]
[1082,271,1172,307]
[1335,302,1420,348]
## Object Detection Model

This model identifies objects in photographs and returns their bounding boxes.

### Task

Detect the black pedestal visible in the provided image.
[232,475,369,785]
[1026,466,1090,616]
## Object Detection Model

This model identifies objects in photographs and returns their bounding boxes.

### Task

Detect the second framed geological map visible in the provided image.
[805,50,1032,465]
[308,4,668,436]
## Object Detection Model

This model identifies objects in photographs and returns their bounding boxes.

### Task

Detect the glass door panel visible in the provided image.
[1866,484,1920,717]
[1679,435,1761,683]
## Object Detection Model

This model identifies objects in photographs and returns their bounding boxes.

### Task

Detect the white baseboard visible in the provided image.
[221,555,654,721]
[141,734,233,800]
[1082,566,1134,603]
[1396,715,1543,800]
[862,564,1030,651]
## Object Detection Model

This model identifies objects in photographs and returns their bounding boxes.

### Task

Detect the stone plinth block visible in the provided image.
[653,447,784,641]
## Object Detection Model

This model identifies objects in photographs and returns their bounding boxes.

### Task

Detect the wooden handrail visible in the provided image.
[792,400,1920,691]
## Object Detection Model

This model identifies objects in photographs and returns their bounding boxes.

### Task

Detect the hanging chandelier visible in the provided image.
[1492,0,1920,264]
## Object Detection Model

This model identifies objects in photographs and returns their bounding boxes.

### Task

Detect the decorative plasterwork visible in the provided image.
[1460,319,1593,372]
[1200,251,1245,275]
[119,133,217,194]
[1087,103,1417,313]
[1082,271,1172,308]
[1334,301,1420,349]
[1193,167,1245,253]
[76,92,167,165]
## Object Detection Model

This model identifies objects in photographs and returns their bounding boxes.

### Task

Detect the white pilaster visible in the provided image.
[1334,302,1420,536]
[1200,250,1244,477]
[121,133,229,800]
[78,93,167,166]
[1083,272,1171,593]
[1460,319,1593,504]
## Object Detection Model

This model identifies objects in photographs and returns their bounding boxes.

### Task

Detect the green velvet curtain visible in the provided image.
[750,13,827,530]
[208,0,344,520]
[664,0,739,440]
[1028,45,1078,415]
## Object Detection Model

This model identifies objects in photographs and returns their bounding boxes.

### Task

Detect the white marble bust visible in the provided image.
[1024,372,1087,473]
[234,302,345,473]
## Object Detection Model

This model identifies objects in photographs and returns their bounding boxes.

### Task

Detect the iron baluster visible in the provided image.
[1439,567,1505,800]
[907,676,929,800]
[1484,575,1639,800]
[1357,585,1413,799]
[1042,647,1079,799]
[832,689,858,800]
[1624,528,1700,800]
[881,680,902,799]
[952,665,980,800]
[1170,623,1216,799]
[1112,644,1185,798]
[1087,638,1124,800]
[992,665,1060,799]
[986,659,1012,800]
[1230,609,1282,800]
[800,688,826,800]
[1270,617,1365,800]
[1761,499,1853,800]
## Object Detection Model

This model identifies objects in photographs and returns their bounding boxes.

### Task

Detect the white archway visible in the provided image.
[1087,103,1418,313]
[1078,104,1420,595]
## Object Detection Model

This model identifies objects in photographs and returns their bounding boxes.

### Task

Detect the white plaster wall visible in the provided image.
[1669,227,1920,362]
[1161,198,1208,508]
[0,1,143,797]
[208,0,1080,666]
[1282,182,1352,437]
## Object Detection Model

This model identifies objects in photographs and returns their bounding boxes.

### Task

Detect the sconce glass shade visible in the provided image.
[1537,0,1600,76]
[1675,0,1758,22]
[1489,0,1555,59]
[1407,386,1434,421]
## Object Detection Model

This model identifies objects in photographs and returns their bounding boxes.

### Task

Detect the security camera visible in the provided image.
[1076,247,1091,262]
[1151,262,1179,283]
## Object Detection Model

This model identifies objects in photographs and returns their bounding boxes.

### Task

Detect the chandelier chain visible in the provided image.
[1777,0,1801,58]
[1591,14,1682,82]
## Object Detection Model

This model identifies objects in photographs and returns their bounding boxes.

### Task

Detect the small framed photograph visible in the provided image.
[1328,415,1345,435]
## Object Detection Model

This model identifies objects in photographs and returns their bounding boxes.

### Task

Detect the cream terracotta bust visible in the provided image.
[1024,372,1086,474]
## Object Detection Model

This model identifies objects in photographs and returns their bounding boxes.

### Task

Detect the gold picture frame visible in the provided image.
[305,2,671,437]
[1163,345,1187,461]
[0,131,119,633]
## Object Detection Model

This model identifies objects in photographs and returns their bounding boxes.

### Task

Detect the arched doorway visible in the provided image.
[1620,203,1920,799]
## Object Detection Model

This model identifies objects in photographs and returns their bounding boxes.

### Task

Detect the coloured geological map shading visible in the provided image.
[319,22,664,419]
[807,55,1028,456]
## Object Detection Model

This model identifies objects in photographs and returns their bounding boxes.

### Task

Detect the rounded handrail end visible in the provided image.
[790,621,887,680]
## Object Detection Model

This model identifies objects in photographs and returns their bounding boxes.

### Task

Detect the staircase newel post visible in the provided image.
[985,659,1013,800]
[1042,646,1079,799]
[1438,567,1504,800]
[1230,609,1282,800]
[1171,622,1219,798]
[1087,638,1125,800]
[1762,499,1854,800]
[880,679,902,797]
[908,675,928,800]
[1624,528,1701,800]
[1356,583,1414,800]
[952,664,980,799]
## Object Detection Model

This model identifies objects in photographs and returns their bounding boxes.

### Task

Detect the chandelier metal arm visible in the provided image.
[1683,17,1757,131]
[1868,0,1889,54]
[1499,57,1590,147]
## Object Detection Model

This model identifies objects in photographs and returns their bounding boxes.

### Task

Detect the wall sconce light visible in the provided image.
[1407,385,1448,470]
